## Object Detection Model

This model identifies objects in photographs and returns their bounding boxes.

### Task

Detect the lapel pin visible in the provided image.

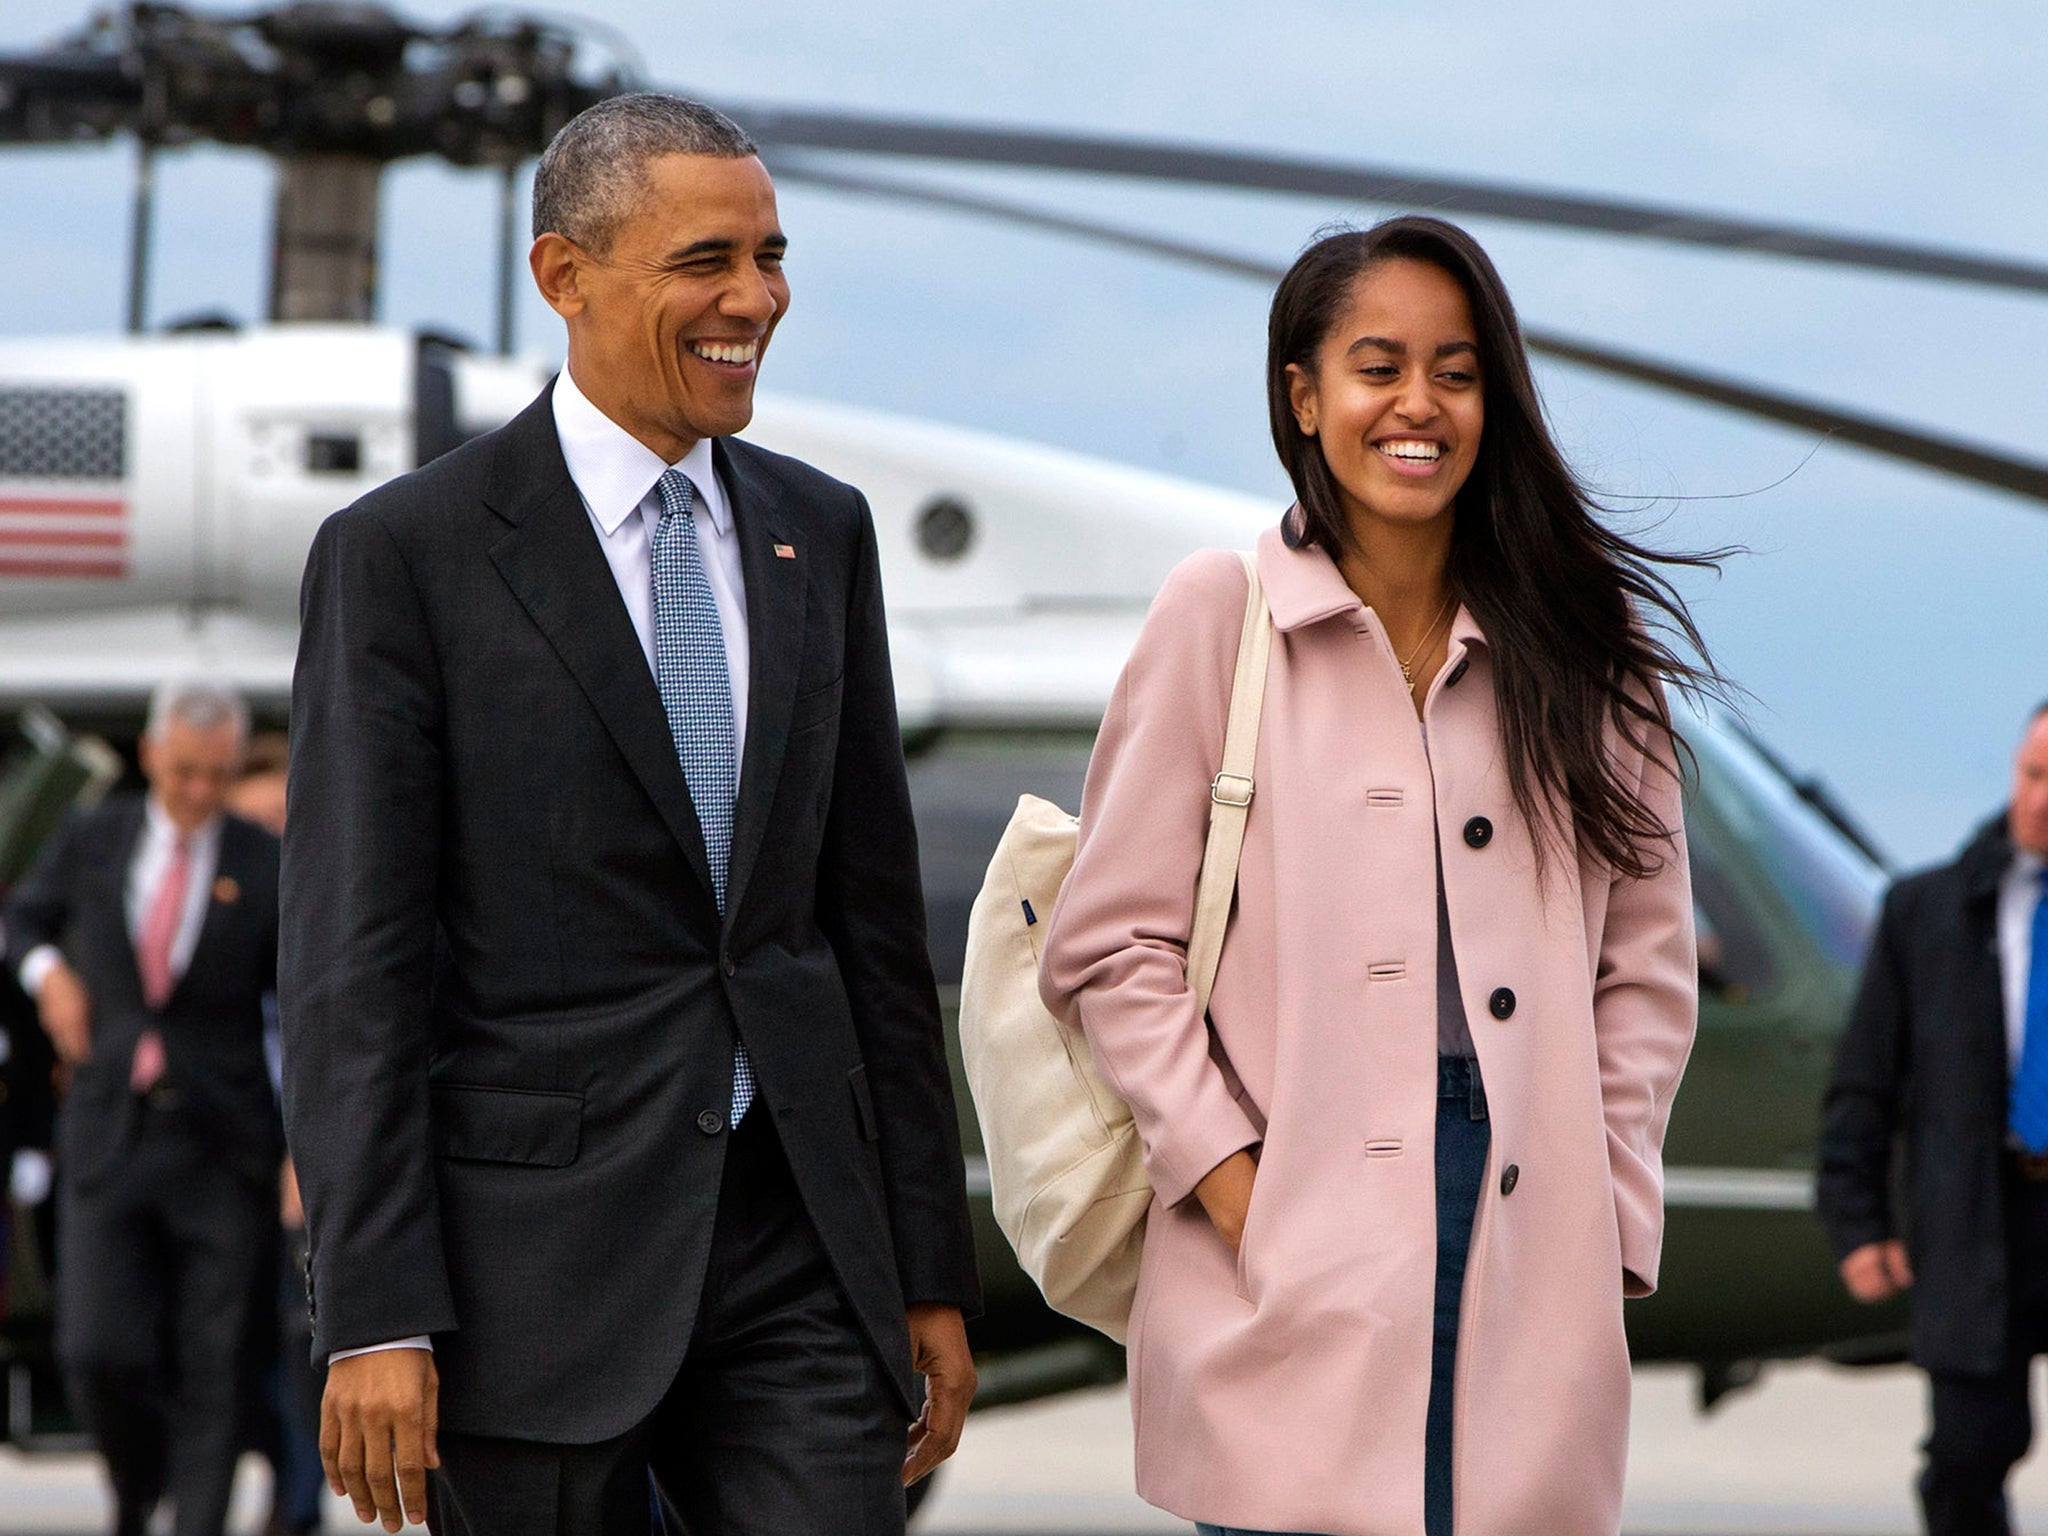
[773,543,796,560]
[213,876,241,905]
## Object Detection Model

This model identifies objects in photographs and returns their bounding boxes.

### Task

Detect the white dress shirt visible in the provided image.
[335,367,755,1367]
[2000,846,2047,1071]
[552,364,751,755]
[18,799,222,1000]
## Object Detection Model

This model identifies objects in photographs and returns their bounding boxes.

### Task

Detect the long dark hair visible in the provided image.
[1266,216,1725,880]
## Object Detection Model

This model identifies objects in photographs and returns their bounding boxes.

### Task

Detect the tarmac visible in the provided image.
[4,1360,2048,1534]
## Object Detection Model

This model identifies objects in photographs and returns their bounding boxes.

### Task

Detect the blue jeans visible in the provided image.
[1196,1057,1490,1536]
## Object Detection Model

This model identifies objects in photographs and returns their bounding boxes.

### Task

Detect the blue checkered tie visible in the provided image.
[651,469,753,1124]
[2007,868,2048,1153]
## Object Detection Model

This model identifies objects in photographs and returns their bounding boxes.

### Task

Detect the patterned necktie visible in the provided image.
[2008,868,2048,1153]
[651,469,753,1124]
[131,832,190,1091]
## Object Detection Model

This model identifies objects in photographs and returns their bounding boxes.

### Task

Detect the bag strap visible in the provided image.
[1186,551,1271,1012]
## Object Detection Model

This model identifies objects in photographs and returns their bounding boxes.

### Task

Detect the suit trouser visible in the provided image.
[1919,1169,2048,1536]
[58,1097,272,1536]
[428,1107,911,1536]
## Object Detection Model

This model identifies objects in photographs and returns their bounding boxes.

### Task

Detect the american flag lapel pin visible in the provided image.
[773,543,797,560]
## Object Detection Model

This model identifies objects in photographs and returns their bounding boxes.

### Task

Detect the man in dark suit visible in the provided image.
[281,94,978,1536]
[5,680,283,1536]
[1820,700,2048,1535]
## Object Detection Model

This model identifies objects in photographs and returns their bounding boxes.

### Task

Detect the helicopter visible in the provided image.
[1,0,2044,1466]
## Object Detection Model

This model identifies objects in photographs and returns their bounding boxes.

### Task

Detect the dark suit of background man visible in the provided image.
[1820,701,2048,1536]
[4,681,283,1536]
[280,93,979,1536]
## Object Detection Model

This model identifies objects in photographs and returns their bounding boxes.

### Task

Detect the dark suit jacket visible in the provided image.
[281,384,978,1444]
[1817,811,2016,1375]
[3,798,282,1190]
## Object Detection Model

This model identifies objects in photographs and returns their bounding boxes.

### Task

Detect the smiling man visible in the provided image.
[280,95,979,1536]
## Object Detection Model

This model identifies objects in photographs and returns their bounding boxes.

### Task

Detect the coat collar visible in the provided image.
[174,813,260,1001]
[481,382,574,526]
[550,366,733,539]
[1255,512,1488,653]
[107,794,148,865]
[480,390,812,932]
[1959,811,2016,902]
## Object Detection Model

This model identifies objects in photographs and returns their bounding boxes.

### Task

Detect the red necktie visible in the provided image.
[132,833,190,1091]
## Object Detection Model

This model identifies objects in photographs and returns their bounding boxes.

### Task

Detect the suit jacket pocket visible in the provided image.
[789,674,844,734]
[848,1063,879,1142]
[431,1084,583,1167]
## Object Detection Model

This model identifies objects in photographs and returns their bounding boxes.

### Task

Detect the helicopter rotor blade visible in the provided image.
[770,157,2048,508]
[1514,335,2048,505]
[734,107,2048,298]
[6,6,2043,298]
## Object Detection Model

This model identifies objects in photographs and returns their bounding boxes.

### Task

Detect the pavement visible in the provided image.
[4,1360,2048,1534]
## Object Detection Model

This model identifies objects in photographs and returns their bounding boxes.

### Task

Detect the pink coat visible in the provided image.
[1039,528,1697,1535]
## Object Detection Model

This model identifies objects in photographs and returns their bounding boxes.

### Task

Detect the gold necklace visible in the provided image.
[1397,591,1456,688]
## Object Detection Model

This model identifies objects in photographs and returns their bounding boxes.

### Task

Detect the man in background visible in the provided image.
[3,680,283,1536]
[1820,700,2048,1535]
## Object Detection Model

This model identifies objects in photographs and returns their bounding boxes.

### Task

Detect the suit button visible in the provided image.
[697,1109,726,1135]
[721,954,736,978]
[1445,657,1470,687]
[1489,986,1516,1019]
[1501,1163,1520,1196]
[1463,816,1493,849]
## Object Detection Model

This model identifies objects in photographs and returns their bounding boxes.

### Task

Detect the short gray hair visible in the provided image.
[533,93,758,255]
[144,679,249,745]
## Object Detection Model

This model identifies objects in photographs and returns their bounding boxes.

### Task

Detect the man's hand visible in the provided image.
[322,1347,439,1530]
[1839,1239,1914,1303]
[36,961,93,1066]
[902,1303,975,1487]
[1193,1149,1258,1252]
[280,1156,304,1229]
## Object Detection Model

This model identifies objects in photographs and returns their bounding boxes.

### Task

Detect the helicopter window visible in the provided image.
[1690,716,1886,972]
[1687,834,1776,1002]
[306,433,363,475]
[917,497,976,562]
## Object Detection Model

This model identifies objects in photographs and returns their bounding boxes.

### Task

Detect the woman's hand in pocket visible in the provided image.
[1194,1148,1259,1252]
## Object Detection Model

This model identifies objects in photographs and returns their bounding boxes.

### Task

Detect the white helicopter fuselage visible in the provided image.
[0,324,1272,727]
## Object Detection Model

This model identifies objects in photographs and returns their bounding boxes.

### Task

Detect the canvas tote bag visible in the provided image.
[958,552,1271,1341]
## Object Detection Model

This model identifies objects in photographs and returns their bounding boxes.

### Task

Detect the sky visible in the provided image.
[2,0,2044,866]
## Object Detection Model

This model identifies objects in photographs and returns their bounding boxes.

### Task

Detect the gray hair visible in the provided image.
[144,679,249,745]
[533,93,758,255]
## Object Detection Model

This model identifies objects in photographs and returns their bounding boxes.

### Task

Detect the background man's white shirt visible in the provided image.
[2000,846,2046,1070]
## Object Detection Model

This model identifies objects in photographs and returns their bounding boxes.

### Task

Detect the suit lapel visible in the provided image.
[483,388,719,910]
[719,438,810,925]
[105,800,149,1001]
[1963,822,2016,1085]
[172,816,246,1004]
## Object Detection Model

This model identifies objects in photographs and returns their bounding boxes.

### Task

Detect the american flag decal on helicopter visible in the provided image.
[0,385,128,580]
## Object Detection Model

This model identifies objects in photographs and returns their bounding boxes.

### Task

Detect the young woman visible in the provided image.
[1039,216,1710,1536]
